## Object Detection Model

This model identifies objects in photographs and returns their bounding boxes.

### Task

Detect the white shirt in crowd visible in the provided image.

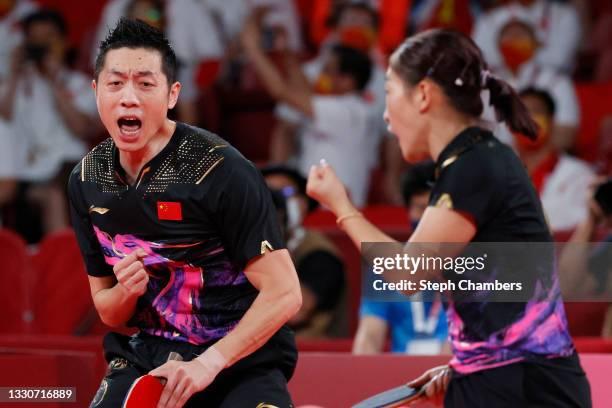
[541,154,595,231]
[473,0,581,73]
[275,55,386,198]
[0,0,38,79]
[0,68,96,182]
[299,94,377,207]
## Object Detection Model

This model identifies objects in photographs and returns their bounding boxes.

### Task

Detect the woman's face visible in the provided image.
[384,68,430,162]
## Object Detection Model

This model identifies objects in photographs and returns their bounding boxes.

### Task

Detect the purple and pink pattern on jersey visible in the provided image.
[93,226,239,345]
[447,287,574,374]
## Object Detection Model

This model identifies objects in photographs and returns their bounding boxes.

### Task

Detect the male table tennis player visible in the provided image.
[67,18,301,408]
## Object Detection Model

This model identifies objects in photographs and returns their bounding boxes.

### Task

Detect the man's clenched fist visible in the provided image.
[113,248,149,297]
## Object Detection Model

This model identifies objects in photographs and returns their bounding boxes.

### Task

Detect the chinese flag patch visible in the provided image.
[157,201,182,221]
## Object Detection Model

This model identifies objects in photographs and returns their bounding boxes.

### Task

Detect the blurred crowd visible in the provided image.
[0,0,610,349]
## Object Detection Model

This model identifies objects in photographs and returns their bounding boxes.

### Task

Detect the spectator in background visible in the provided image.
[559,178,612,298]
[0,0,38,221]
[309,0,409,56]
[243,9,376,207]
[482,18,580,150]
[93,0,225,125]
[205,0,304,54]
[0,0,37,79]
[473,0,581,73]
[353,161,448,354]
[273,2,405,204]
[0,9,97,242]
[262,165,346,338]
[515,87,594,231]
[558,178,612,337]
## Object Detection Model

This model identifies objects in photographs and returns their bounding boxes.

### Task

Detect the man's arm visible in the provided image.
[87,249,149,327]
[353,315,389,354]
[241,11,313,117]
[150,249,301,408]
[212,248,302,365]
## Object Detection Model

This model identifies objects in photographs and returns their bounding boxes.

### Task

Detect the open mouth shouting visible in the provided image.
[117,116,142,140]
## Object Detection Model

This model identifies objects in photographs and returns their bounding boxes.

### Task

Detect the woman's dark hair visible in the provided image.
[390,29,538,139]
[94,17,177,84]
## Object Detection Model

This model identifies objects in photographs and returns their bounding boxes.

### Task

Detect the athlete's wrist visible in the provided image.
[114,280,141,301]
[334,200,358,221]
[194,345,227,381]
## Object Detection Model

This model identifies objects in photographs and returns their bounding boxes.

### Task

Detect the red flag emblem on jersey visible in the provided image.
[157,201,182,221]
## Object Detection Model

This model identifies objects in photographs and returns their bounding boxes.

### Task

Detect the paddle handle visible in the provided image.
[159,352,183,386]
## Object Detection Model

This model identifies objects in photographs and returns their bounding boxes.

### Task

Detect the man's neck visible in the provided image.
[119,119,176,184]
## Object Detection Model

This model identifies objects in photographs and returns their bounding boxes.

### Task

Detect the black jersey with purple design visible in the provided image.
[429,127,575,375]
[67,122,284,345]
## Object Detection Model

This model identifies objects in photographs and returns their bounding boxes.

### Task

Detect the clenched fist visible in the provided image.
[113,248,149,297]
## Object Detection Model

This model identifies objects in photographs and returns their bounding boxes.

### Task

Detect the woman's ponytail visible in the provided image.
[483,71,538,140]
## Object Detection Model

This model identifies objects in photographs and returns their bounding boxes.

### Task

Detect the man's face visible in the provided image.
[318,53,354,94]
[25,21,65,58]
[514,94,553,152]
[499,22,538,71]
[93,47,180,152]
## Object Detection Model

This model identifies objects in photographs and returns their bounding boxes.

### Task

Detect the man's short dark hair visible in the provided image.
[332,45,372,91]
[94,17,177,84]
[22,9,68,37]
[519,87,556,117]
[401,160,435,206]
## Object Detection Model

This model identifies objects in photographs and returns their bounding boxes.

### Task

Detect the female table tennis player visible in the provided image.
[306,29,592,408]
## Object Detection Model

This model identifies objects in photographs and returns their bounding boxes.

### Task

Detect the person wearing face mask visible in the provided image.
[262,165,346,337]
[0,9,98,242]
[309,0,409,56]
[272,2,405,204]
[243,9,376,207]
[473,0,581,73]
[515,87,594,231]
[482,18,579,150]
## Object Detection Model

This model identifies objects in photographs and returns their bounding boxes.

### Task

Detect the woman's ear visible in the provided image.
[416,80,432,114]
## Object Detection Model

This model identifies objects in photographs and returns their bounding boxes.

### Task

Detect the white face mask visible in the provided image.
[286,196,304,230]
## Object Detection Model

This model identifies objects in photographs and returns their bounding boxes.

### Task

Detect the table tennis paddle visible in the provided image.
[122,351,183,408]
[351,385,424,408]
